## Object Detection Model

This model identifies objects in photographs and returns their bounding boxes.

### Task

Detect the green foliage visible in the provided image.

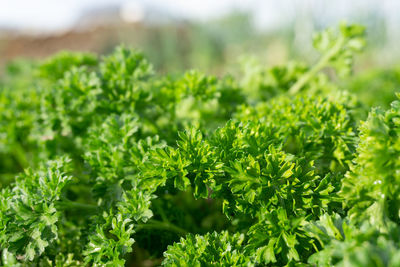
[312,23,365,77]
[83,212,135,267]
[341,96,400,227]
[240,59,308,102]
[162,231,250,266]
[344,66,400,109]
[234,93,358,175]
[99,45,153,113]
[1,23,400,266]
[306,213,400,266]
[38,51,98,82]
[289,22,365,95]
[0,158,72,261]
[245,208,312,265]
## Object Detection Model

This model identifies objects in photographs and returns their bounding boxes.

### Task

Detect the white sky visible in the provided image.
[0,0,254,31]
[0,0,128,30]
[0,0,399,32]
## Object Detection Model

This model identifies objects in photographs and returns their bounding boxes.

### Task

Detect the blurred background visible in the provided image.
[0,0,399,74]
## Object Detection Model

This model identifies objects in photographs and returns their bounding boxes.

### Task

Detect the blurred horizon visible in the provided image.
[1,0,399,32]
[1,0,400,73]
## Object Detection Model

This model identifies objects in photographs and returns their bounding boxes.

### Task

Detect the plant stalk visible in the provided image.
[57,199,98,212]
[136,219,188,236]
[289,36,345,95]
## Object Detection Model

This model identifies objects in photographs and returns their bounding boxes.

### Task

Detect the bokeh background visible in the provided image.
[1,3,400,266]
[2,0,400,111]
[1,0,400,74]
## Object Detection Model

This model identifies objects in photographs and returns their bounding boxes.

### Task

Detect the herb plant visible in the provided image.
[1,23,399,266]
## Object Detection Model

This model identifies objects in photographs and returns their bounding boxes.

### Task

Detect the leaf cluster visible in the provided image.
[2,23,399,267]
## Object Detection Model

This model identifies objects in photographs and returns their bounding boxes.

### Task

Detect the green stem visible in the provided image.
[12,142,29,170]
[57,200,98,212]
[136,219,188,236]
[288,36,345,95]
[153,200,170,223]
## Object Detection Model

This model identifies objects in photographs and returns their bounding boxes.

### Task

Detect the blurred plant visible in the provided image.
[1,23,399,267]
